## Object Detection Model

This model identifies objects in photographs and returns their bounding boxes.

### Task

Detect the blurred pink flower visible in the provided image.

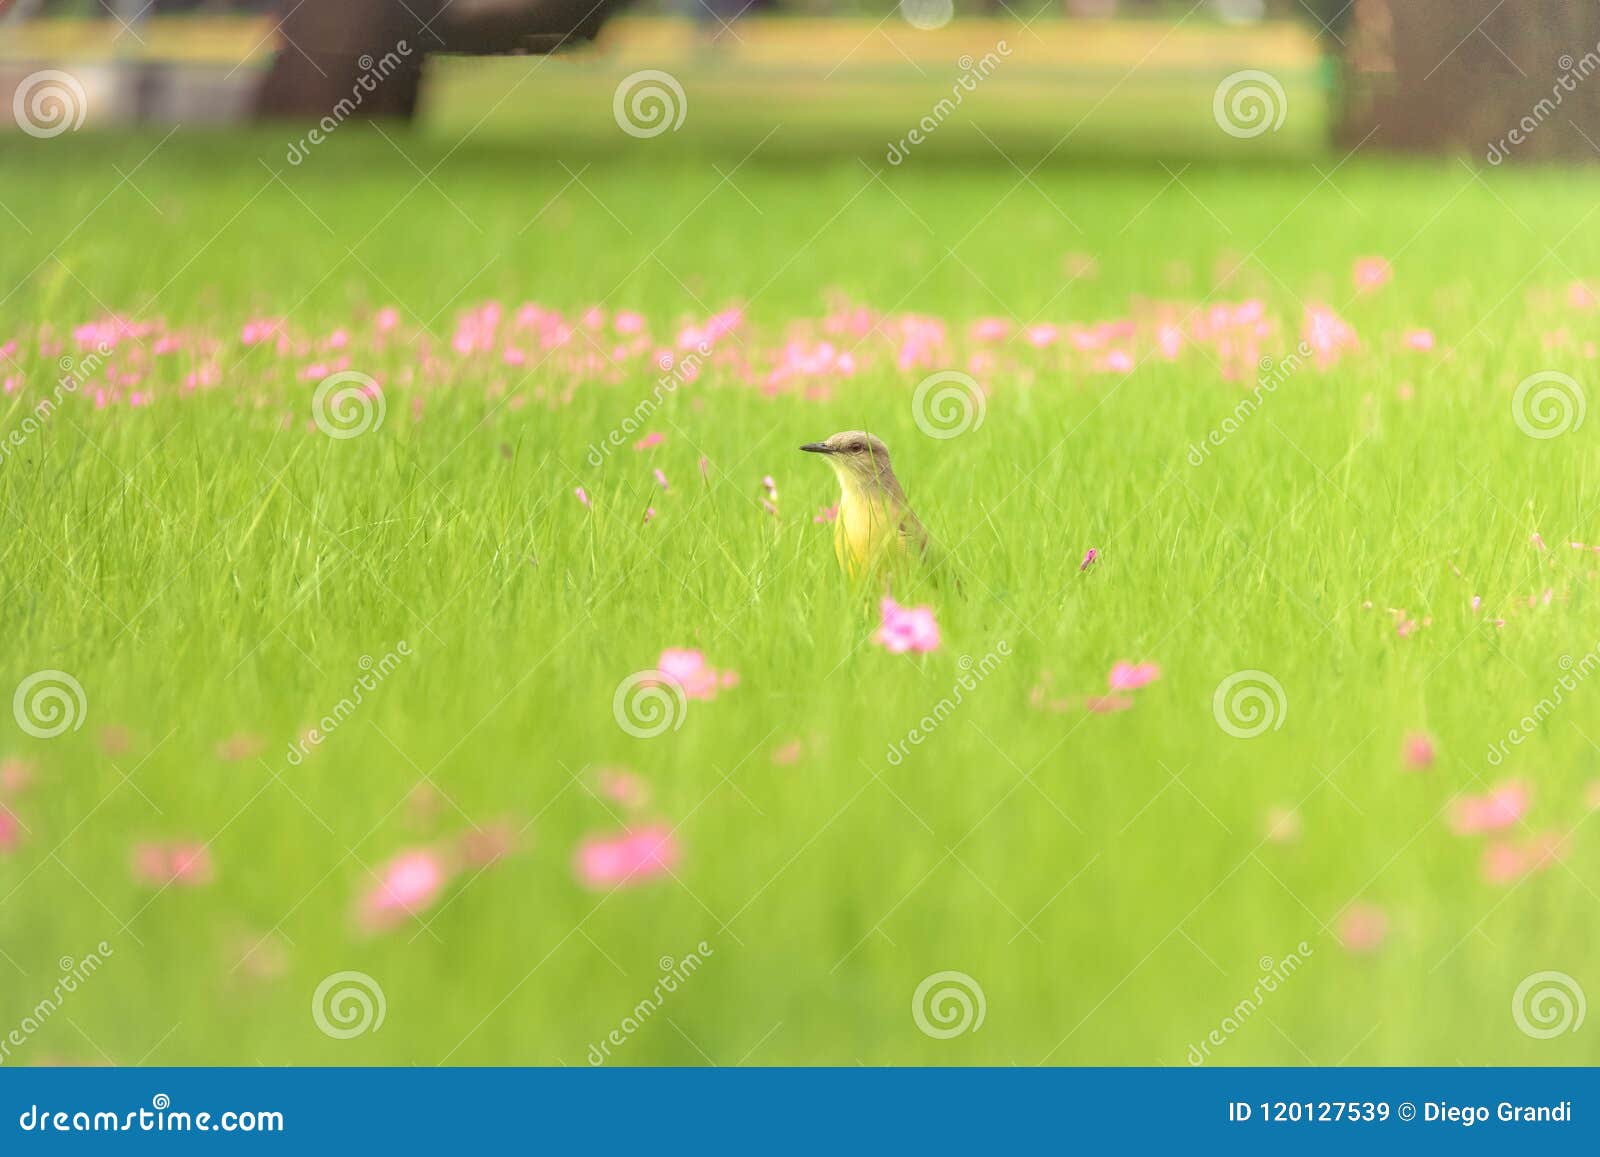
[1079,547,1098,571]
[131,841,214,888]
[1108,661,1160,691]
[873,597,940,654]
[574,824,679,888]
[1337,903,1388,952]
[1403,328,1435,351]
[1481,832,1563,885]
[1084,694,1134,714]
[1450,780,1529,835]
[0,757,33,794]
[633,432,664,451]
[1402,732,1435,770]
[655,648,736,700]
[771,740,803,765]
[360,849,448,929]
[1302,303,1359,367]
[1352,257,1391,292]
[574,486,590,508]
[814,504,838,524]
[597,767,650,809]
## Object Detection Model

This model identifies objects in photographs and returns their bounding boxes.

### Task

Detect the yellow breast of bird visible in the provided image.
[834,490,903,575]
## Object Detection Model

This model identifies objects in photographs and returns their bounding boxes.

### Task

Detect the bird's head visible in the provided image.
[801,431,896,488]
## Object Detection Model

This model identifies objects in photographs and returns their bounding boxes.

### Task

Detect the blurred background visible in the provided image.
[3,0,1598,163]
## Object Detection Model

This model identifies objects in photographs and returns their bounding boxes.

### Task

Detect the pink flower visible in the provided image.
[1302,303,1359,367]
[872,597,941,654]
[1084,694,1134,714]
[1403,328,1435,351]
[1402,732,1435,770]
[1352,257,1391,292]
[771,740,803,765]
[642,506,656,524]
[574,486,590,507]
[1080,547,1098,571]
[1337,903,1389,952]
[574,824,679,888]
[359,849,448,929]
[597,768,650,809]
[813,504,838,524]
[633,432,664,451]
[1481,832,1563,885]
[654,648,736,700]
[0,757,33,794]
[1450,780,1529,835]
[1108,661,1160,691]
[131,841,214,888]
[653,468,669,491]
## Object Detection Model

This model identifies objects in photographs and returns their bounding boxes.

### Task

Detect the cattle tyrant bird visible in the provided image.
[801,431,934,580]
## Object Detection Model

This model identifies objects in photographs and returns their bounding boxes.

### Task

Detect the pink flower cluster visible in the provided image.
[655,649,739,700]
[872,597,940,654]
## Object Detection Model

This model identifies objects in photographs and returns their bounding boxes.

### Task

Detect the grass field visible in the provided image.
[2,114,1600,1067]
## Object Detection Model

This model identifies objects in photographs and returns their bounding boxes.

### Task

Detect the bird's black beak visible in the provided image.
[800,442,832,454]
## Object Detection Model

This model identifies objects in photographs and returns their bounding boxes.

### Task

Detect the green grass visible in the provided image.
[2,125,1600,1067]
